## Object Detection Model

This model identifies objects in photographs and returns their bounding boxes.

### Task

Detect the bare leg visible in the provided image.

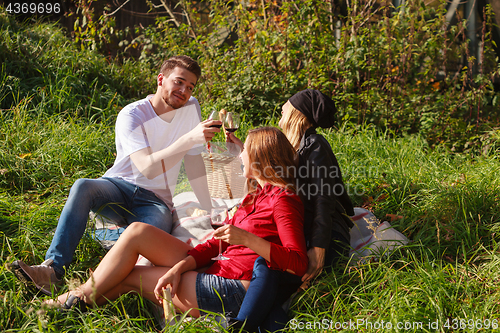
[50,222,193,306]
[53,266,201,317]
[96,266,201,317]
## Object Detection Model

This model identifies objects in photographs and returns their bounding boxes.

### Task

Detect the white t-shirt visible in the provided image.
[103,95,204,209]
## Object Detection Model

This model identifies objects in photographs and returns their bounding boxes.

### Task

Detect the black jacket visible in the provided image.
[296,127,354,249]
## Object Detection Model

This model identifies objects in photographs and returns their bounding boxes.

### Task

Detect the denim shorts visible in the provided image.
[196,273,247,317]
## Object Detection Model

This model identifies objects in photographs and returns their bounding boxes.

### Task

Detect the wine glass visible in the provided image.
[224,112,241,155]
[207,110,222,153]
[224,112,240,133]
[210,207,230,261]
[208,110,223,129]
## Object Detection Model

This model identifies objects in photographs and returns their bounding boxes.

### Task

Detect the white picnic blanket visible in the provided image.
[92,193,409,264]
[170,192,242,246]
[91,192,242,249]
[170,198,410,263]
[349,207,409,264]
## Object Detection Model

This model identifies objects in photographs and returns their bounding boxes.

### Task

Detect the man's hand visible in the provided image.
[189,119,222,144]
[130,119,222,180]
[300,247,325,290]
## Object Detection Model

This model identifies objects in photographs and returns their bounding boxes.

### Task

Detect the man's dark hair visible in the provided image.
[160,55,201,82]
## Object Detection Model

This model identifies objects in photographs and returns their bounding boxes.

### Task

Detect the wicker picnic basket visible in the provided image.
[201,152,246,199]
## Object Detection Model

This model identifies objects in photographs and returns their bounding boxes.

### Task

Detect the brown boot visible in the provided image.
[11,259,62,296]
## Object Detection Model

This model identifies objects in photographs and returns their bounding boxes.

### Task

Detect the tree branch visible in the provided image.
[104,0,132,17]
[159,0,181,28]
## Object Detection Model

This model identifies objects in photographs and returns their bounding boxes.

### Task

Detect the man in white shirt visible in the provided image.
[11,55,219,296]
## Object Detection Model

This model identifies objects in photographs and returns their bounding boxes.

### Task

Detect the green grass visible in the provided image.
[1,9,500,333]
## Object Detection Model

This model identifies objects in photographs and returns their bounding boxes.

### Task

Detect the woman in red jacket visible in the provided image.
[44,127,308,319]
[226,90,354,331]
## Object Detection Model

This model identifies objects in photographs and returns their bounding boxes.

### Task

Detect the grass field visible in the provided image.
[1,9,500,333]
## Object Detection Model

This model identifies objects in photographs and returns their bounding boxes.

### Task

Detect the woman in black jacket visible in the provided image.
[226,89,354,331]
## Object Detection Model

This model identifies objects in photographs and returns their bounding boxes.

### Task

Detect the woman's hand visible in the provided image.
[213,224,253,247]
[226,132,243,148]
[215,225,272,262]
[154,269,181,305]
[226,132,244,155]
[300,247,325,289]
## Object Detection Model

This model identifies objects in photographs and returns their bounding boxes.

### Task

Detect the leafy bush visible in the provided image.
[79,0,500,151]
[194,0,500,151]
[0,9,152,194]
[68,0,500,152]
[0,9,155,119]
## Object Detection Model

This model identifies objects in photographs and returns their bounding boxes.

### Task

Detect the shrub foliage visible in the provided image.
[67,0,500,151]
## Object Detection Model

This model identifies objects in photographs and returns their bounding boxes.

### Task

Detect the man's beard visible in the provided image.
[164,93,186,110]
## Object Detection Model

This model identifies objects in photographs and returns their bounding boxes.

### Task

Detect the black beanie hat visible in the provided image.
[288,89,337,128]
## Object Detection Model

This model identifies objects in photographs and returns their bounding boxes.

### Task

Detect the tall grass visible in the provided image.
[289,127,500,332]
[3,120,500,332]
[1,8,500,333]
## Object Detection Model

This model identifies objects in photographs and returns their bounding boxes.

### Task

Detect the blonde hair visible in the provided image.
[280,104,313,151]
[244,127,297,197]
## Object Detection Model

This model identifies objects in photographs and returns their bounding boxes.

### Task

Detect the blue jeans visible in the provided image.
[234,257,302,332]
[196,273,247,317]
[45,177,172,276]
[236,235,350,332]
